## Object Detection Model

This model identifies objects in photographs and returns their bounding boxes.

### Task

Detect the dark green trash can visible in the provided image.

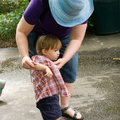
[93,0,120,35]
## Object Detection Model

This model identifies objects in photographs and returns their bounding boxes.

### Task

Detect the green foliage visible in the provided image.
[88,16,94,28]
[0,0,18,14]
[0,0,28,42]
[87,15,95,34]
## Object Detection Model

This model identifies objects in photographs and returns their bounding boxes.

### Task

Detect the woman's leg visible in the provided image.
[60,83,82,119]
[60,34,82,119]
[60,83,74,108]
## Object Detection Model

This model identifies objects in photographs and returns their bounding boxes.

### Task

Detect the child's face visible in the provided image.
[44,48,60,60]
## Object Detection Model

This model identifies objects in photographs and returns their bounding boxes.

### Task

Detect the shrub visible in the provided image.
[0,0,28,47]
[0,0,18,14]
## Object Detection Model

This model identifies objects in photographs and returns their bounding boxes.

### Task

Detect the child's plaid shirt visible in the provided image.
[31,55,70,103]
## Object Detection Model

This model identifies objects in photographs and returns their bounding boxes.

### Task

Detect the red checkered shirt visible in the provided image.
[31,55,70,103]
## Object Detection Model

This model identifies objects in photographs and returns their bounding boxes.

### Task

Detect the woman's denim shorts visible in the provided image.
[28,31,78,83]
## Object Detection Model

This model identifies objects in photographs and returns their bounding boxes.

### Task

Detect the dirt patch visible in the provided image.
[0,39,17,48]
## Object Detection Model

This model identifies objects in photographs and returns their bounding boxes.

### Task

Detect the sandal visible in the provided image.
[61,106,84,120]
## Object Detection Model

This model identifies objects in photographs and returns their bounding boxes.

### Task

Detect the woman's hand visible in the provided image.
[21,56,35,70]
[54,58,66,70]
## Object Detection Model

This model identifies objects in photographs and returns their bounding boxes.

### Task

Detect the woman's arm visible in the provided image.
[54,23,87,69]
[63,23,87,62]
[16,16,35,69]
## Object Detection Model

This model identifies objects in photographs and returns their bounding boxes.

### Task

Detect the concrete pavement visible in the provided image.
[0,33,120,120]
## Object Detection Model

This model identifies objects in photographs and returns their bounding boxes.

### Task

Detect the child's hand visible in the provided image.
[33,63,53,78]
[44,67,53,78]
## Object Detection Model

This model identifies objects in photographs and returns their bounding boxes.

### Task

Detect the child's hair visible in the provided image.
[36,34,62,55]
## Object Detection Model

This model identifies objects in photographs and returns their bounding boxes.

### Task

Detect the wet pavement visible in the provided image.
[0,33,120,120]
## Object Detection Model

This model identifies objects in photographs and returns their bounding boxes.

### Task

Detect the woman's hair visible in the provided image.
[36,34,62,55]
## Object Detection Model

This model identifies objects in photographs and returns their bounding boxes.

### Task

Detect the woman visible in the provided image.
[16,0,94,119]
